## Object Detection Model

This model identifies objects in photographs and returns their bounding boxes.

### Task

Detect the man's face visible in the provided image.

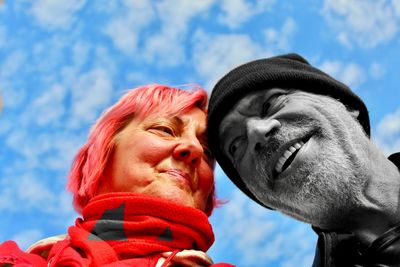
[219,88,371,227]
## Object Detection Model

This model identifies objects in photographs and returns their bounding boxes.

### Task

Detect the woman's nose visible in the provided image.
[247,118,281,151]
[172,137,203,167]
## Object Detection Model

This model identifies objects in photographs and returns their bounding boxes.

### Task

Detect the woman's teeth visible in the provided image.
[275,141,305,174]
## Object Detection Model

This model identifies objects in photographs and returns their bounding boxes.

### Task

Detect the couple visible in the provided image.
[1,53,399,267]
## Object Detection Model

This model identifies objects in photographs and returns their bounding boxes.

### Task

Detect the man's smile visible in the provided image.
[271,134,313,180]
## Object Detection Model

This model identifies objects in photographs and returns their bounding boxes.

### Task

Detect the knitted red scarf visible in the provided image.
[51,193,215,266]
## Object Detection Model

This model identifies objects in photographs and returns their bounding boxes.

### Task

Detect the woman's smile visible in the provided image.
[165,168,193,190]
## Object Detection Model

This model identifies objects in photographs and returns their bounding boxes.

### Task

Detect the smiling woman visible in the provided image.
[0,84,234,267]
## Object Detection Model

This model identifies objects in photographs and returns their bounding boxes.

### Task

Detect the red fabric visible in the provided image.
[47,193,221,266]
[0,240,47,266]
[0,193,235,266]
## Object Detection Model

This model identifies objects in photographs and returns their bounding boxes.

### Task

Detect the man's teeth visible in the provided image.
[275,141,305,174]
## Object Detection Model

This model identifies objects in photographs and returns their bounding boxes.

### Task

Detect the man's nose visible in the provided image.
[247,118,281,151]
[172,137,203,167]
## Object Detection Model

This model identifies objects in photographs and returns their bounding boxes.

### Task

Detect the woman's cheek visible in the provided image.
[137,137,173,160]
[200,164,214,193]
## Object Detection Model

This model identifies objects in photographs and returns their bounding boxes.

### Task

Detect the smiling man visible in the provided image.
[208,53,400,267]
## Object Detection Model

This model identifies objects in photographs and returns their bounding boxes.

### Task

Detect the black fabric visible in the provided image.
[311,230,361,267]
[312,157,400,267]
[207,53,370,208]
[312,221,400,267]
[388,153,400,168]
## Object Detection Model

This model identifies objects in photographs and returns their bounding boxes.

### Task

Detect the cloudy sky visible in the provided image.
[1,0,400,266]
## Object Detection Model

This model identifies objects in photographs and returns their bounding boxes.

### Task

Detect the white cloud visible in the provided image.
[104,1,155,55]
[125,71,151,84]
[369,62,386,80]
[378,109,400,137]
[104,18,140,54]
[374,108,400,155]
[93,45,118,75]
[72,41,91,68]
[12,229,44,250]
[0,25,6,49]
[30,84,67,126]
[104,1,217,66]
[192,31,270,91]
[92,0,119,14]
[69,68,113,127]
[217,0,275,29]
[1,50,27,78]
[42,132,85,170]
[1,82,27,109]
[264,17,297,50]
[322,0,400,49]
[142,0,215,66]
[211,190,316,267]
[29,0,85,30]
[32,35,70,74]
[142,34,186,67]
[0,174,55,212]
[5,131,52,170]
[393,0,400,16]
[155,0,214,35]
[319,60,365,89]
[0,167,75,215]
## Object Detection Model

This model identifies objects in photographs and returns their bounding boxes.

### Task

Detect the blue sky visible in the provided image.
[1,1,400,266]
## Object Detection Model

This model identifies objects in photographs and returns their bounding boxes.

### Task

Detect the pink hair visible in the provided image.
[67,84,217,215]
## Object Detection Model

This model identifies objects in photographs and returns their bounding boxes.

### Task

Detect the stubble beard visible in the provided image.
[252,122,366,229]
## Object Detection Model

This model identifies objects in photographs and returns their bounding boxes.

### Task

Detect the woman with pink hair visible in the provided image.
[0,84,234,267]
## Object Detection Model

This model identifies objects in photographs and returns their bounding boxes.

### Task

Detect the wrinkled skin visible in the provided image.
[98,107,214,212]
[219,88,381,228]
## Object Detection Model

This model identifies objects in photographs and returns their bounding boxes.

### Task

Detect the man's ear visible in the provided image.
[348,109,360,119]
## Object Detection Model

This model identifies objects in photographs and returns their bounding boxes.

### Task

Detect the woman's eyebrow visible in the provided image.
[154,116,183,126]
[171,116,184,126]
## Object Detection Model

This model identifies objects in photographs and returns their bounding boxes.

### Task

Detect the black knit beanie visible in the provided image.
[207,53,370,208]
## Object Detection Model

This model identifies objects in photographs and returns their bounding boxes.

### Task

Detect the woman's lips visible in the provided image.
[166,169,193,190]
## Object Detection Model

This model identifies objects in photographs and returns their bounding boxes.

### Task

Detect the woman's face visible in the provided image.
[98,107,214,212]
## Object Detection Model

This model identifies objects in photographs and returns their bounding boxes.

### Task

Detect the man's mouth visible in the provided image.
[273,135,312,178]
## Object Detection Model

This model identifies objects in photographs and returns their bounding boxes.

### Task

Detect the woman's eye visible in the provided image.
[151,126,175,136]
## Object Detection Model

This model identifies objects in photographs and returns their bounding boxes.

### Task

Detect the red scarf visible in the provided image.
[48,193,215,266]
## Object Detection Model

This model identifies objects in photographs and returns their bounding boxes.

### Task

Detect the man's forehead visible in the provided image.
[224,87,291,116]
[236,90,265,111]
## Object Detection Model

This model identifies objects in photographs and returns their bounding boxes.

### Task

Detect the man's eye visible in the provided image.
[229,137,244,157]
[229,143,238,156]
[261,93,286,117]
[261,102,271,117]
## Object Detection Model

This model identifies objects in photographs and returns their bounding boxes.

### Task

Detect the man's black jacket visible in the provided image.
[312,153,400,267]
